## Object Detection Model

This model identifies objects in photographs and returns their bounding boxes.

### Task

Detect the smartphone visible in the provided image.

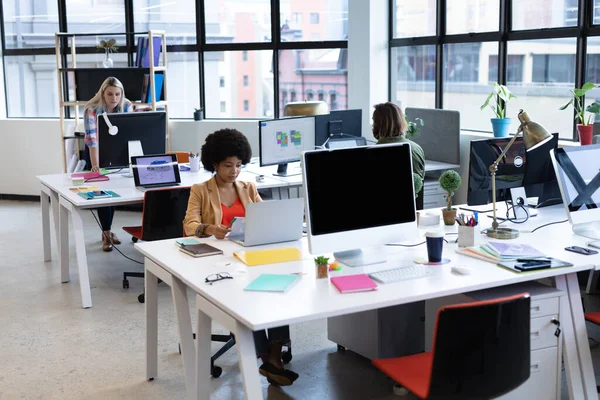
[89,190,110,198]
[515,262,552,271]
[565,246,598,255]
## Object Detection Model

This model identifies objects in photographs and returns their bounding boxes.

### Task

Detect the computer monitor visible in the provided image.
[314,109,363,147]
[259,116,316,176]
[302,142,418,267]
[550,144,600,239]
[467,133,559,207]
[326,137,367,149]
[98,111,167,169]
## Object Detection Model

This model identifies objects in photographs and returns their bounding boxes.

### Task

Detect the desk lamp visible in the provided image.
[283,100,329,117]
[487,110,552,239]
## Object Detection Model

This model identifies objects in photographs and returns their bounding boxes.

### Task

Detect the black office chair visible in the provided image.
[122,186,191,303]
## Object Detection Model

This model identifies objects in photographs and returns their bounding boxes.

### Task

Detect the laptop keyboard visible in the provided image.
[369,265,440,284]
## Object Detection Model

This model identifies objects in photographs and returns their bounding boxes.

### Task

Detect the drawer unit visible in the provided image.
[530,315,559,351]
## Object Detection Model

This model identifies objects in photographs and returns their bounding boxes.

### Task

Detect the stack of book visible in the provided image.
[456,241,546,263]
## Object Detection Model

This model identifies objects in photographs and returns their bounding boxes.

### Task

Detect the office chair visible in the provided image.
[583,312,600,392]
[121,186,191,303]
[167,151,190,164]
[372,293,531,399]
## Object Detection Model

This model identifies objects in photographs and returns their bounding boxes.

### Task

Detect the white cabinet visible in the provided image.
[422,179,447,209]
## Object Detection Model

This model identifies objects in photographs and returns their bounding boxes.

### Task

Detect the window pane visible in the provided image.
[133,0,196,45]
[507,39,576,139]
[443,43,498,131]
[204,1,271,43]
[2,0,59,49]
[278,49,348,115]
[66,0,126,34]
[280,0,348,42]
[512,0,576,30]
[204,50,273,118]
[5,55,58,117]
[165,52,200,119]
[392,46,436,109]
[446,0,499,34]
[393,0,436,38]
[586,37,600,123]
[595,0,600,25]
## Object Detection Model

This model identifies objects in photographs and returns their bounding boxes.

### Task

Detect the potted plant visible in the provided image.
[413,173,423,198]
[405,115,424,137]
[314,255,329,279]
[193,107,204,121]
[480,83,517,138]
[97,39,119,68]
[439,170,462,226]
[559,82,600,145]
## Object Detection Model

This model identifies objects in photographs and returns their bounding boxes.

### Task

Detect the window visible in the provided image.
[220,101,226,113]
[281,90,288,105]
[446,0,499,34]
[392,46,436,109]
[512,0,576,30]
[393,1,436,38]
[204,0,271,43]
[243,75,249,87]
[293,12,303,24]
[164,52,200,119]
[282,1,348,42]
[329,92,338,110]
[532,55,576,84]
[133,0,197,45]
[3,0,60,49]
[279,49,348,115]
[66,0,125,34]
[243,100,249,112]
[488,55,524,83]
[242,51,248,61]
[310,13,320,24]
[220,77,225,88]
[318,91,325,101]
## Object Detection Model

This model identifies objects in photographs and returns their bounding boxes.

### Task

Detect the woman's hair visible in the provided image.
[201,128,252,173]
[84,77,126,112]
[372,102,408,140]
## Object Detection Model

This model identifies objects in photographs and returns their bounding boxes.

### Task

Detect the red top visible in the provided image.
[221,197,245,227]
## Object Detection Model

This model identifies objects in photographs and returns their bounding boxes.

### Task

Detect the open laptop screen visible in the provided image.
[132,154,181,187]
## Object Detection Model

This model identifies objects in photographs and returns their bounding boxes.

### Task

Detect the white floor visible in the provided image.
[2,199,600,400]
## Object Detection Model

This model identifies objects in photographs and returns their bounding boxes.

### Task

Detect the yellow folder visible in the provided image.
[234,247,302,266]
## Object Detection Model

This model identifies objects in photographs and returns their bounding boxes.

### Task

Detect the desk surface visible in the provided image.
[135,204,593,331]
[37,170,287,208]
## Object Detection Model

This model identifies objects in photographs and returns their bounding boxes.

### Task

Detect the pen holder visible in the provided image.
[189,156,200,172]
[457,225,478,247]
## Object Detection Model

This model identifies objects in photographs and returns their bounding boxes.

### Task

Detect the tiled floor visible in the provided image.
[1,199,600,399]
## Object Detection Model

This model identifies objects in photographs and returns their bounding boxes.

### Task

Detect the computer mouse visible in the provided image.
[451,266,471,275]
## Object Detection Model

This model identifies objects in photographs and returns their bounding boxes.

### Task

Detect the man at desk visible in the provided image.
[372,102,425,208]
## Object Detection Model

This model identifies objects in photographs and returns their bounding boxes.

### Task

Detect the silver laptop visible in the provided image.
[228,198,304,246]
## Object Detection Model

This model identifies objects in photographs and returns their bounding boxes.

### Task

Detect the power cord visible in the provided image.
[387,236,453,247]
[89,210,144,265]
[530,220,568,233]
[534,198,563,209]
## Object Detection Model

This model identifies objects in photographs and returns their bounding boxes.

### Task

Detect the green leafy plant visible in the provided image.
[559,82,600,126]
[405,115,424,137]
[480,83,516,119]
[97,39,119,53]
[439,170,462,211]
[413,173,423,198]
[314,256,329,265]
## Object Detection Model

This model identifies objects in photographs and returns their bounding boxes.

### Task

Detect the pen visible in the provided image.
[225,218,236,229]
[516,258,553,263]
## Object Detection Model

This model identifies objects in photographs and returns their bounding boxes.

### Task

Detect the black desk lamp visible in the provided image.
[487,110,553,239]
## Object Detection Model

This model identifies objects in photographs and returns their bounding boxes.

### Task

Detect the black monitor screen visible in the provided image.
[304,143,415,235]
[314,109,362,147]
[467,133,559,206]
[98,111,167,169]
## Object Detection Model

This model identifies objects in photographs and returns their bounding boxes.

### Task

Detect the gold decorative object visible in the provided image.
[487,110,552,240]
[283,100,329,117]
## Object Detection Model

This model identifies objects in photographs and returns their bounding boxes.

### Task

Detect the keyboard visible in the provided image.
[368,265,440,284]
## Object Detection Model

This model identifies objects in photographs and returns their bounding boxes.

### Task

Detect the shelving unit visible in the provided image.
[54,30,169,172]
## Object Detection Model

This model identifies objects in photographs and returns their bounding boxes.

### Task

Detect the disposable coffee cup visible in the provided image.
[189,156,200,172]
[425,231,444,263]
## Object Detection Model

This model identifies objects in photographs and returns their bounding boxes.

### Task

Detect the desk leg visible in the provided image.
[555,273,596,399]
[145,263,158,381]
[171,276,196,400]
[195,306,211,400]
[59,198,70,284]
[41,189,51,262]
[585,270,598,294]
[233,322,263,400]
[62,199,92,309]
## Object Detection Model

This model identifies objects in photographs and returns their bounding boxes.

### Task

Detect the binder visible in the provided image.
[233,247,302,266]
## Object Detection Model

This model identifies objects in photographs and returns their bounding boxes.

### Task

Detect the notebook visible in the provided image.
[179,243,223,258]
[330,274,378,293]
[487,242,546,258]
[175,238,200,248]
[244,274,300,292]
[233,247,302,266]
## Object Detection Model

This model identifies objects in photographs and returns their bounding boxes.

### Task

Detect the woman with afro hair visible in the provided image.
[183,128,299,386]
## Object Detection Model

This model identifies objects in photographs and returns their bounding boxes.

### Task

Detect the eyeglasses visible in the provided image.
[205,272,233,285]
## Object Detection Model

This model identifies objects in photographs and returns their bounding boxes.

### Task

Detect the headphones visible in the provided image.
[102,112,118,136]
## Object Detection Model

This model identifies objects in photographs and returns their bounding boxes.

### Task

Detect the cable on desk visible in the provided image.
[89,210,144,265]
[534,198,563,209]
[530,220,568,233]
[504,203,530,224]
[387,241,426,247]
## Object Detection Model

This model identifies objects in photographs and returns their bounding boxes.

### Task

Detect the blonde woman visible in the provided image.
[84,77,133,251]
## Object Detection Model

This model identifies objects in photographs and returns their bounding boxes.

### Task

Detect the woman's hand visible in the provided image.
[206,224,231,240]
[91,166,100,173]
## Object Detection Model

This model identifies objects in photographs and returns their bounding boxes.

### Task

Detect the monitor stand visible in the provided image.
[334,247,387,268]
[573,221,600,240]
[124,140,144,178]
[273,163,301,177]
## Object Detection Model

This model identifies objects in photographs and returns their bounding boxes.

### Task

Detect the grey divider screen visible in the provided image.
[405,108,460,165]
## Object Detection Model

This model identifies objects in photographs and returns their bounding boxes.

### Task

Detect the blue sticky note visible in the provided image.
[244,274,299,293]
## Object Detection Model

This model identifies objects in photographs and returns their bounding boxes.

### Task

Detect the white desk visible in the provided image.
[37,170,289,308]
[136,204,597,400]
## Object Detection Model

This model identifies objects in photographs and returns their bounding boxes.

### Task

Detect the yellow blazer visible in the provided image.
[183,176,262,237]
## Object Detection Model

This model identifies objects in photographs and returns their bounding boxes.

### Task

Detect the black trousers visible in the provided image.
[84,146,115,232]
[253,325,290,356]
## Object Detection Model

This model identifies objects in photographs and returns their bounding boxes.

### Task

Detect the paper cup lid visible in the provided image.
[425,231,444,238]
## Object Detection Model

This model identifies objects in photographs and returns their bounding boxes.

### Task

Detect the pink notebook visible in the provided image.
[71,172,109,181]
[330,274,378,293]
